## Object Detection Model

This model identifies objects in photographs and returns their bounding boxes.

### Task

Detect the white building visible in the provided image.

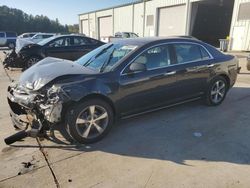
[79,0,250,51]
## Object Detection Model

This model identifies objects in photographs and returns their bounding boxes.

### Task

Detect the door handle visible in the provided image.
[207,64,215,68]
[164,71,176,76]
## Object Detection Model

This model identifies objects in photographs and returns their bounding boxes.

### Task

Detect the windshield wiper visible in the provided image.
[83,44,114,67]
[100,48,115,73]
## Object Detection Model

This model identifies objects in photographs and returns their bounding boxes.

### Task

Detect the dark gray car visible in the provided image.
[5,37,238,145]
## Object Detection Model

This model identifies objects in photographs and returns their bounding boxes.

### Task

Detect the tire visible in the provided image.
[24,56,41,69]
[205,76,228,106]
[8,43,15,49]
[66,99,114,144]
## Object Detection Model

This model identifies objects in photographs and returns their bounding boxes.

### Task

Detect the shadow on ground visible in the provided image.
[11,86,250,165]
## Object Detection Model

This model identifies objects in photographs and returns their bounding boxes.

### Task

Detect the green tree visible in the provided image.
[0,5,73,34]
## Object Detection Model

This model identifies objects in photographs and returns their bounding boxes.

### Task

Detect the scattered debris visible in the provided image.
[193,132,202,137]
[18,161,36,175]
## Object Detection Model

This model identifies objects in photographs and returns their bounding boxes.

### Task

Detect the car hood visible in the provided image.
[15,38,37,53]
[19,57,97,91]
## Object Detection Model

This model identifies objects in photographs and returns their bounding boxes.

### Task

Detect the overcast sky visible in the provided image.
[0,0,137,25]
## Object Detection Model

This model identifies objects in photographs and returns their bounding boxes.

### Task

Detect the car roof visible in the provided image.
[40,34,88,41]
[0,31,17,34]
[112,36,200,46]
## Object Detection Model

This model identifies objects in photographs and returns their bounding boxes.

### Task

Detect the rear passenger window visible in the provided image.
[73,37,88,45]
[200,47,210,60]
[133,45,171,70]
[173,44,210,64]
[89,39,99,44]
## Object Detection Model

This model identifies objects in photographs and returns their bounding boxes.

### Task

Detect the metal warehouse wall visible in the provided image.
[230,0,250,51]
[79,0,191,39]
[114,5,133,34]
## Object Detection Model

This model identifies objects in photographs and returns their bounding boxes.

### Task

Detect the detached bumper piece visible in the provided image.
[4,120,45,145]
[5,87,52,144]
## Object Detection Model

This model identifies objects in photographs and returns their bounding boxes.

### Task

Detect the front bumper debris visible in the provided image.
[5,84,66,144]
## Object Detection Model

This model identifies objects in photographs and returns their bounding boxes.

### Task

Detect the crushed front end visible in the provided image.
[6,82,69,144]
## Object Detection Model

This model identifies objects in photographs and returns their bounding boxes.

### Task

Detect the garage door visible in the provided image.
[81,19,89,36]
[157,5,186,36]
[231,26,245,51]
[98,16,113,39]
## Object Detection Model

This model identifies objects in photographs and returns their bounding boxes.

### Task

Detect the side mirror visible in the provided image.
[129,62,146,73]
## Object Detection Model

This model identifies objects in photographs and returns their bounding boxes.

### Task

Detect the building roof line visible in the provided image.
[78,0,150,16]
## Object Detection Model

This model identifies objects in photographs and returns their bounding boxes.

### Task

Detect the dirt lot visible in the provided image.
[0,50,250,188]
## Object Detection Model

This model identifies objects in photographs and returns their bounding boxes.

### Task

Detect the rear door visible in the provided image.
[171,43,214,99]
[118,44,179,116]
[43,36,73,60]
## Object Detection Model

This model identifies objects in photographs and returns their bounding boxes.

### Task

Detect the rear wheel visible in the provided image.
[205,76,228,106]
[66,99,114,144]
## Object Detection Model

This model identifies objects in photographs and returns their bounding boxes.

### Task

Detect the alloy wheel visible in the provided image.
[75,105,109,139]
[210,80,226,104]
[27,57,40,67]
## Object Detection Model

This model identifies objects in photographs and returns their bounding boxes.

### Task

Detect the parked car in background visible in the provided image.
[29,33,56,43]
[0,31,17,49]
[6,37,238,144]
[3,34,104,69]
[100,32,139,43]
[114,32,139,38]
[18,32,37,39]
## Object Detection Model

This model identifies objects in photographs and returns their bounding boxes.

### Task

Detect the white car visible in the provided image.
[18,32,37,39]
[29,33,56,43]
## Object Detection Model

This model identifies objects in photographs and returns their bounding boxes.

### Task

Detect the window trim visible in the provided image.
[120,41,214,76]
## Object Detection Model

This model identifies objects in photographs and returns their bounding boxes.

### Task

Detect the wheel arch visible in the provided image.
[217,74,231,90]
[209,73,231,90]
[78,93,117,116]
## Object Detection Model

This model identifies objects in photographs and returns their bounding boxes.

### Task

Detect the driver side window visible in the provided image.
[129,44,171,72]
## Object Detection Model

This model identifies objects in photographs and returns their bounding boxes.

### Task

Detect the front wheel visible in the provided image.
[205,76,228,106]
[25,56,41,69]
[8,42,15,49]
[66,99,114,144]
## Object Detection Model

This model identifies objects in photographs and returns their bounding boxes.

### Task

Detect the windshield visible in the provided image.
[75,43,137,72]
[37,36,56,46]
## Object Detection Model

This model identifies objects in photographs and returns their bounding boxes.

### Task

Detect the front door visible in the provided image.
[118,44,179,116]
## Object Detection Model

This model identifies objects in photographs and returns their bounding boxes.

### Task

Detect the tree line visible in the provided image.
[0,5,79,34]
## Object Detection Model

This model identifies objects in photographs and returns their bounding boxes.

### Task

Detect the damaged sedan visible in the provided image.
[5,37,238,144]
[3,34,104,70]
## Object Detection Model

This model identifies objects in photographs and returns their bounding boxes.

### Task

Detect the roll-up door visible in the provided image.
[81,19,89,36]
[98,16,113,39]
[157,5,186,36]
